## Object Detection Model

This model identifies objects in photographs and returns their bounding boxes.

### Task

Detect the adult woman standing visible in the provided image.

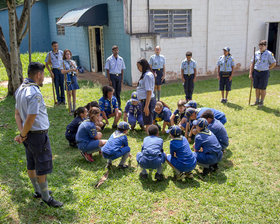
[62,49,80,114]
[136,58,156,132]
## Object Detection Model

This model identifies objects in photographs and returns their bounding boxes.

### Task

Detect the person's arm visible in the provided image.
[106,69,112,86]
[181,69,185,83]
[185,122,190,139]
[269,62,276,70]
[249,63,254,80]
[193,68,197,82]
[170,114,175,126]
[15,109,23,132]
[217,66,220,80]
[123,112,128,122]
[144,91,152,116]
[162,121,167,133]
[229,66,234,81]
[121,69,124,86]
[162,64,166,81]
[14,114,37,143]
[101,111,109,125]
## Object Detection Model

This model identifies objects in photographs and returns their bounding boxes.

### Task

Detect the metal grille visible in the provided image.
[56,18,65,35]
[150,10,192,38]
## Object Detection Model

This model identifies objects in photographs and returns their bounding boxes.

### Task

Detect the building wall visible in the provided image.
[128,0,280,83]
[47,0,132,85]
[0,0,51,53]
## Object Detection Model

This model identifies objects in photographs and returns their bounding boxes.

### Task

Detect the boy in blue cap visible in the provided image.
[201,110,229,151]
[170,99,187,130]
[153,101,172,133]
[193,118,223,176]
[101,121,131,169]
[99,86,122,129]
[136,125,165,181]
[123,92,144,130]
[166,126,196,180]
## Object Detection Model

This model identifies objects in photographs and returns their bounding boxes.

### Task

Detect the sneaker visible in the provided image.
[220,99,225,103]
[176,172,186,180]
[140,125,145,131]
[210,163,219,172]
[185,172,194,179]
[139,173,148,179]
[42,197,63,208]
[202,168,211,176]
[33,190,52,199]
[118,164,129,169]
[224,99,228,103]
[69,142,77,148]
[80,151,94,162]
[112,124,117,129]
[258,101,264,107]
[155,173,164,181]
[253,100,259,106]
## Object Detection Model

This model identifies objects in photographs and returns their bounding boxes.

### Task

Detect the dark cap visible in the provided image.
[184,100,197,109]
[117,121,130,130]
[167,125,182,137]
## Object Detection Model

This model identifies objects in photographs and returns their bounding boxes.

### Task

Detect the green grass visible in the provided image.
[0,52,48,82]
[0,70,280,223]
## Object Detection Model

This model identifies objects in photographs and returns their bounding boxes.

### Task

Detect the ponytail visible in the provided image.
[74,107,86,118]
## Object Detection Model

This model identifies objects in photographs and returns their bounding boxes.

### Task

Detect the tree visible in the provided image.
[0,0,36,96]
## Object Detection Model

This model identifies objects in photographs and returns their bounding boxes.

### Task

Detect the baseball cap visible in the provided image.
[117,121,130,130]
[167,125,182,137]
[185,108,197,118]
[184,100,197,109]
[223,47,230,52]
[131,91,138,101]
[194,118,208,129]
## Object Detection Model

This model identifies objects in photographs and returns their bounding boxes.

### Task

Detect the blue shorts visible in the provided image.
[128,114,144,126]
[78,140,100,153]
[140,97,156,125]
[102,146,131,160]
[194,151,223,166]
[167,154,196,172]
[153,69,164,86]
[253,70,270,90]
[219,72,232,91]
[23,132,53,175]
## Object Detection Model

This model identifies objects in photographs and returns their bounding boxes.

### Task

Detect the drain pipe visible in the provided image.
[130,0,132,34]
[147,0,150,33]
[206,0,210,73]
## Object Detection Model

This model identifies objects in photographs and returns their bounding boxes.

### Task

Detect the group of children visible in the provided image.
[65,86,229,178]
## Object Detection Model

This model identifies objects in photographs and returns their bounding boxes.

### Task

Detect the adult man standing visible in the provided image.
[14,62,63,207]
[249,40,276,106]
[45,41,65,105]
[149,46,166,101]
[105,45,126,109]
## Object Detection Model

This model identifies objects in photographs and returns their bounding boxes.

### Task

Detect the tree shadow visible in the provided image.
[257,105,280,117]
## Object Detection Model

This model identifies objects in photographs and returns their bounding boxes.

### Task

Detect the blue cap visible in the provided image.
[185,108,197,118]
[195,118,208,129]
[184,100,197,109]
[167,125,182,137]
[117,121,130,130]
[223,47,230,52]
[131,92,138,101]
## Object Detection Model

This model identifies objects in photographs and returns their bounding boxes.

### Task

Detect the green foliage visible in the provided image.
[0,0,24,10]
[0,71,280,223]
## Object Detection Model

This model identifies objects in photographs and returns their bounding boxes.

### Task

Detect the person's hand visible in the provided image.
[51,72,54,79]
[229,76,232,81]
[161,76,165,82]
[105,119,109,125]
[162,130,166,134]
[144,106,150,116]
[187,137,192,143]
[108,80,112,86]
[249,73,253,80]
[199,147,203,152]
[14,134,26,144]
[182,78,185,83]
[217,75,220,80]
[193,77,197,82]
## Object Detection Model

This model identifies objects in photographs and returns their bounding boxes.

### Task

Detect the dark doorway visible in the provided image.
[268,23,278,57]
[95,28,102,72]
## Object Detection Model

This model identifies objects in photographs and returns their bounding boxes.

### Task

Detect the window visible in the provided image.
[150,10,192,38]
[56,18,65,35]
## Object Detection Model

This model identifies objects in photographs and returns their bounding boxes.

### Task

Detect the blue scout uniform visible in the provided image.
[63,60,79,91]
[194,130,223,166]
[136,136,165,169]
[101,130,131,160]
[181,58,197,100]
[217,55,235,91]
[45,50,65,104]
[124,100,144,126]
[197,108,227,125]
[76,120,99,153]
[99,96,119,118]
[208,119,229,151]
[153,107,172,123]
[149,54,166,85]
[167,136,196,172]
[105,54,126,108]
[65,116,84,145]
[15,78,52,175]
[251,50,276,90]
[173,109,186,126]
[136,71,156,125]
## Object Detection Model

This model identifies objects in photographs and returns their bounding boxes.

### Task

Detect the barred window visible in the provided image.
[56,18,65,36]
[150,10,192,38]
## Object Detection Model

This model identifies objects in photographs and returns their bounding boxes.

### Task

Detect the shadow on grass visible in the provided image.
[224,102,243,111]
[256,105,280,117]
[172,177,201,189]
[139,172,170,192]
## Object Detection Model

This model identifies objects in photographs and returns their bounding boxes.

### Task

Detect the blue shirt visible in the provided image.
[149,54,165,69]
[99,96,118,114]
[181,58,197,75]
[142,135,164,154]
[208,119,229,150]
[15,78,49,131]
[124,100,142,116]
[136,71,155,100]
[45,50,64,69]
[252,50,276,71]
[76,120,97,144]
[101,131,128,155]
[194,130,222,154]
[105,54,126,74]
[66,116,84,135]
[217,55,235,72]
[170,136,196,170]
[153,107,172,122]
[63,60,77,82]
[197,108,226,124]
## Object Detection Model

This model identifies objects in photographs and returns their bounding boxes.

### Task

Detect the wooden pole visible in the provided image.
[248,47,256,105]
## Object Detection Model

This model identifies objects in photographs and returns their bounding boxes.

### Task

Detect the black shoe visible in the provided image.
[118,164,128,169]
[69,142,77,148]
[106,163,112,170]
[101,124,106,130]
[42,197,63,208]
[202,168,211,176]
[139,173,148,179]
[258,101,264,107]
[155,173,164,181]
[33,190,52,199]
[112,124,117,129]
[210,163,219,172]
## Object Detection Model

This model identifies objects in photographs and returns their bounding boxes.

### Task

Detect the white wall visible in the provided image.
[128,0,280,83]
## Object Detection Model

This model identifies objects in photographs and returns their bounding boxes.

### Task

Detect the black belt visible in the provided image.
[52,68,61,71]
[254,69,268,72]
[29,130,48,134]
[110,73,121,77]
[153,68,163,71]
[184,73,194,76]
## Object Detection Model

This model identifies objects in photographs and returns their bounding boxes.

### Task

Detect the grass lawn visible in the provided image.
[0,70,280,223]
